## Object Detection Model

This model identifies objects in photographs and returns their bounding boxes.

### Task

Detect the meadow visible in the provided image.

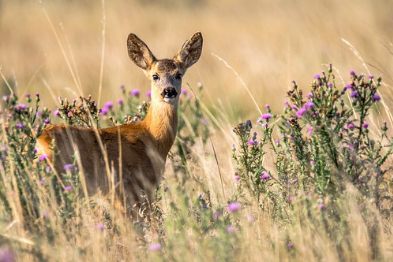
[1,0,393,261]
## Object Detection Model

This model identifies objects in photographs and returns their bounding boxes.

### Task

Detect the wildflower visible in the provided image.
[117,99,123,106]
[314,74,320,79]
[181,88,187,95]
[100,107,109,115]
[146,91,152,98]
[372,94,381,102]
[63,164,74,171]
[289,196,296,202]
[305,102,314,109]
[46,166,51,172]
[275,138,280,144]
[15,123,24,129]
[350,90,358,98]
[234,175,240,182]
[104,101,113,109]
[291,105,297,111]
[227,225,235,233]
[64,186,73,192]
[0,247,15,262]
[148,243,162,251]
[362,122,369,129]
[227,202,241,213]
[43,211,49,219]
[287,242,295,249]
[296,108,307,117]
[44,119,50,125]
[369,75,374,80]
[284,101,290,106]
[20,104,27,110]
[53,109,60,117]
[261,113,272,120]
[201,118,209,125]
[260,173,270,180]
[327,83,333,88]
[248,140,257,146]
[95,223,105,231]
[350,70,356,76]
[25,94,31,98]
[130,89,140,97]
[310,161,315,166]
[306,93,312,99]
[40,178,45,186]
[345,83,352,90]
[265,104,270,110]
[347,123,355,130]
[318,203,325,210]
[36,110,43,116]
[308,126,313,135]
[39,154,48,161]
[247,215,255,223]
[213,212,221,220]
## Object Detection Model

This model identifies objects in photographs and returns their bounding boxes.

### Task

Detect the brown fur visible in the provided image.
[36,32,203,218]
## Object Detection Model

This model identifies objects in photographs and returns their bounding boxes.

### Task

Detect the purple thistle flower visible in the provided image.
[117,99,123,105]
[362,122,369,129]
[146,91,152,98]
[350,70,356,76]
[318,203,325,210]
[63,164,74,171]
[120,85,125,91]
[16,123,24,129]
[40,178,45,186]
[261,113,272,120]
[0,247,15,262]
[181,88,187,95]
[260,173,270,180]
[305,102,314,109]
[46,166,51,172]
[36,110,43,117]
[227,225,235,233]
[288,242,295,249]
[275,138,280,144]
[20,104,27,110]
[39,154,48,161]
[308,126,313,135]
[234,175,240,182]
[314,74,320,79]
[35,93,40,98]
[284,101,290,106]
[373,94,381,102]
[44,119,50,125]
[104,101,113,109]
[95,223,105,231]
[347,123,355,130]
[25,94,31,98]
[368,75,374,80]
[100,107,108,115]
[64,186,73,192]
[213,212,221,220]
[350,90,358,98]
[327,83,333,88]
[53,109,60,117]
[248,140,257,146]
[346,83,352,90]
[296,108,307,117]
[130,89,140,97]
[148,243,162,251]
[265,104,270,110]
[227,202,241,213]
[310,161,315,166]
[306,93,312,99]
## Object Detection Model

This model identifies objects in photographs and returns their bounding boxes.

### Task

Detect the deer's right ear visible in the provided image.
[127,33,156,70]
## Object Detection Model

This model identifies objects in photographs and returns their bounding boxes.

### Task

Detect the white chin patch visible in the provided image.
[163,97,176,103]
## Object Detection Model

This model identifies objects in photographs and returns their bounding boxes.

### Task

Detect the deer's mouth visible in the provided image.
[161,88,178,103]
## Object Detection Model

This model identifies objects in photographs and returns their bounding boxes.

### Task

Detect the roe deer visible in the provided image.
[36,32,203,218]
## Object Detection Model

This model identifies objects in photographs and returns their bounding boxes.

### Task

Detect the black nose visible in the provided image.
[161,87,178,98]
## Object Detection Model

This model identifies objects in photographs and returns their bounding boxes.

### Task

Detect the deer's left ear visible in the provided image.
[174,32,203,69]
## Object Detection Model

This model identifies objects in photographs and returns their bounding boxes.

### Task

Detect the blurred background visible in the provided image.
[1,0,393,121]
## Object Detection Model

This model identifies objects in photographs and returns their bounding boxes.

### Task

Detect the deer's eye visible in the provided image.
[152,74,160,81]
[175,73,182,80]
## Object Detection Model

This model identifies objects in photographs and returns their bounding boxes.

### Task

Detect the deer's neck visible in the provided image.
[142,100,178,157]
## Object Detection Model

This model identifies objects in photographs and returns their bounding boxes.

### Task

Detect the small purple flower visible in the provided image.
[44,119,50,125]
[260,173,270,180]
[234,175,240,182]
[213,212,221,220]
[306,93,312,99]
[16,123,24,129]
[148,243,162,251]
[130,89,140,97]
[265,104,270,110]
[261,113,272,120]
[296,108,307,117]
[308,126,313,135]
[289,196,296,202]
[40,178,45,186]
[100,107,109,115]
[117,99,123,106]
[248,140,257,146]
[347,123,355,130]
[350,90,358,98]
[284,101,290,106]
[362,122,369,129]
[181,88,187,95]
[227,225,235,233]
[314,74,320,79]
[327,83,333,88]
[318,203,325,210]
[46,166,51,172]
[146,91,152,98]
[43,211,49,219]
[350,70,356,76]
[53,109,60,117]
[291,105,297,111]
[64,186,73,192]
[0,247,15,262]
[20,104,27,110]
[305,102,314,109]
[288,242,295,249]
[25,94,31,98]
[310,161,315,166]
[227,202,241,213]
[368,75,374,80]
[275,138,280,144]
[63,164,74,171]
[372,94,381,102]
[95,223,104,231]
[104,101,113,109]
[36,110,43,117]
[39,154,48,161]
